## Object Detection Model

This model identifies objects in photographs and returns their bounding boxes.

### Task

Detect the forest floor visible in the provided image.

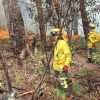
[0,39,100,100]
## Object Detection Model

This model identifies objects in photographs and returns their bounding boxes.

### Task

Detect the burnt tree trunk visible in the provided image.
[3,0,27,55]
[79,0,89,40]
[36,0,46,42]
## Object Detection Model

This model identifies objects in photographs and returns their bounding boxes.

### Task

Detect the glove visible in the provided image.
[63,65,68,71]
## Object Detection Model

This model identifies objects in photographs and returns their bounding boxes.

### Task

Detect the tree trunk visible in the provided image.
[53,0,61,28]
[79,0,89,40]
[55,3,61,28]
[36,0,46,42]
[3,0,27,55]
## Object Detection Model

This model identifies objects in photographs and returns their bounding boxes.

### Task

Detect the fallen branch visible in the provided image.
[17,90,33,98]
[17,88,44,98]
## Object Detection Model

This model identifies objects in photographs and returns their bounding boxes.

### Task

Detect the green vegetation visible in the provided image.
[53,88,66,100]
[73,82,84,95]
[0,38,4,41]
[24,56,36,62]
[94,41,100,63]
[0,38,10,41]
[69,39,87,51]
[1,54,4,57]
[38,41,45,51]
[15,73,21,84]
[7,60,13,65]
[71,60,75,63]
[35,66,45,74]
[39,55,46,59]
[69,39,100,63]
[72,70,91,77]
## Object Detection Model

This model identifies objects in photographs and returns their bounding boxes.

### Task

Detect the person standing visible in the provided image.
[87,24,99,64]
[51,28,72,93]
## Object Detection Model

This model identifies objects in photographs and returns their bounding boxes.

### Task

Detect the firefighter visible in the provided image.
[51,28,72,93]
[87,24,99,64]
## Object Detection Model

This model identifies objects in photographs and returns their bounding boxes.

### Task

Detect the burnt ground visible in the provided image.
[0,39,100,100]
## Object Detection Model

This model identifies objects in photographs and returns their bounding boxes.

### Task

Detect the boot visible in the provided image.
[63,87,69,93]
[93,59,98,65]
[67,78,72,84]
[93,62,97,65]
[93,61,98,65]
[87,58,91,63]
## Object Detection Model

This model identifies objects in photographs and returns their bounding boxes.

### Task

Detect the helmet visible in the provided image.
[51,28,60,36]
[90,24,95,29]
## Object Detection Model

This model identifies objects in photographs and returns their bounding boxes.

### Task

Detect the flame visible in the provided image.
[47,37,50,41]
[0,28,36,40]
[46,32,50,41]
[72,33,80,39]
[26,34,35,40]
[0,28,80,41]
[62,32,80,43]
[0,29,10,39]
[25,29,36,40]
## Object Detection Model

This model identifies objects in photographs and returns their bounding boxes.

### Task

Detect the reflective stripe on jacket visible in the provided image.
[87,31,99,48]
[53,39,72,71]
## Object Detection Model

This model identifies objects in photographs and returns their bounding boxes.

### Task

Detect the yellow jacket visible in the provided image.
[87,31,99,48]
[53,39,72,71]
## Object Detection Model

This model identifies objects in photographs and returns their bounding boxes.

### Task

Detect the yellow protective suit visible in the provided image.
[53,39,72,71]
[87,30,99,48]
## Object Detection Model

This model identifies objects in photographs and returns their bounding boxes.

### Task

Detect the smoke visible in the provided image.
[18,0,39,34]
[0,0,7,28]
[0,0,39,34]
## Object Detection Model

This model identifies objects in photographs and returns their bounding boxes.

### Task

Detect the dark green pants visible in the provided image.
[54,70,68,89]
[88,48,97,63]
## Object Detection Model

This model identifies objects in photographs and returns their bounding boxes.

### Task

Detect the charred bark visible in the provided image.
[3,0,27,55]
[36,0,46,42]
[79,0,89,40]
